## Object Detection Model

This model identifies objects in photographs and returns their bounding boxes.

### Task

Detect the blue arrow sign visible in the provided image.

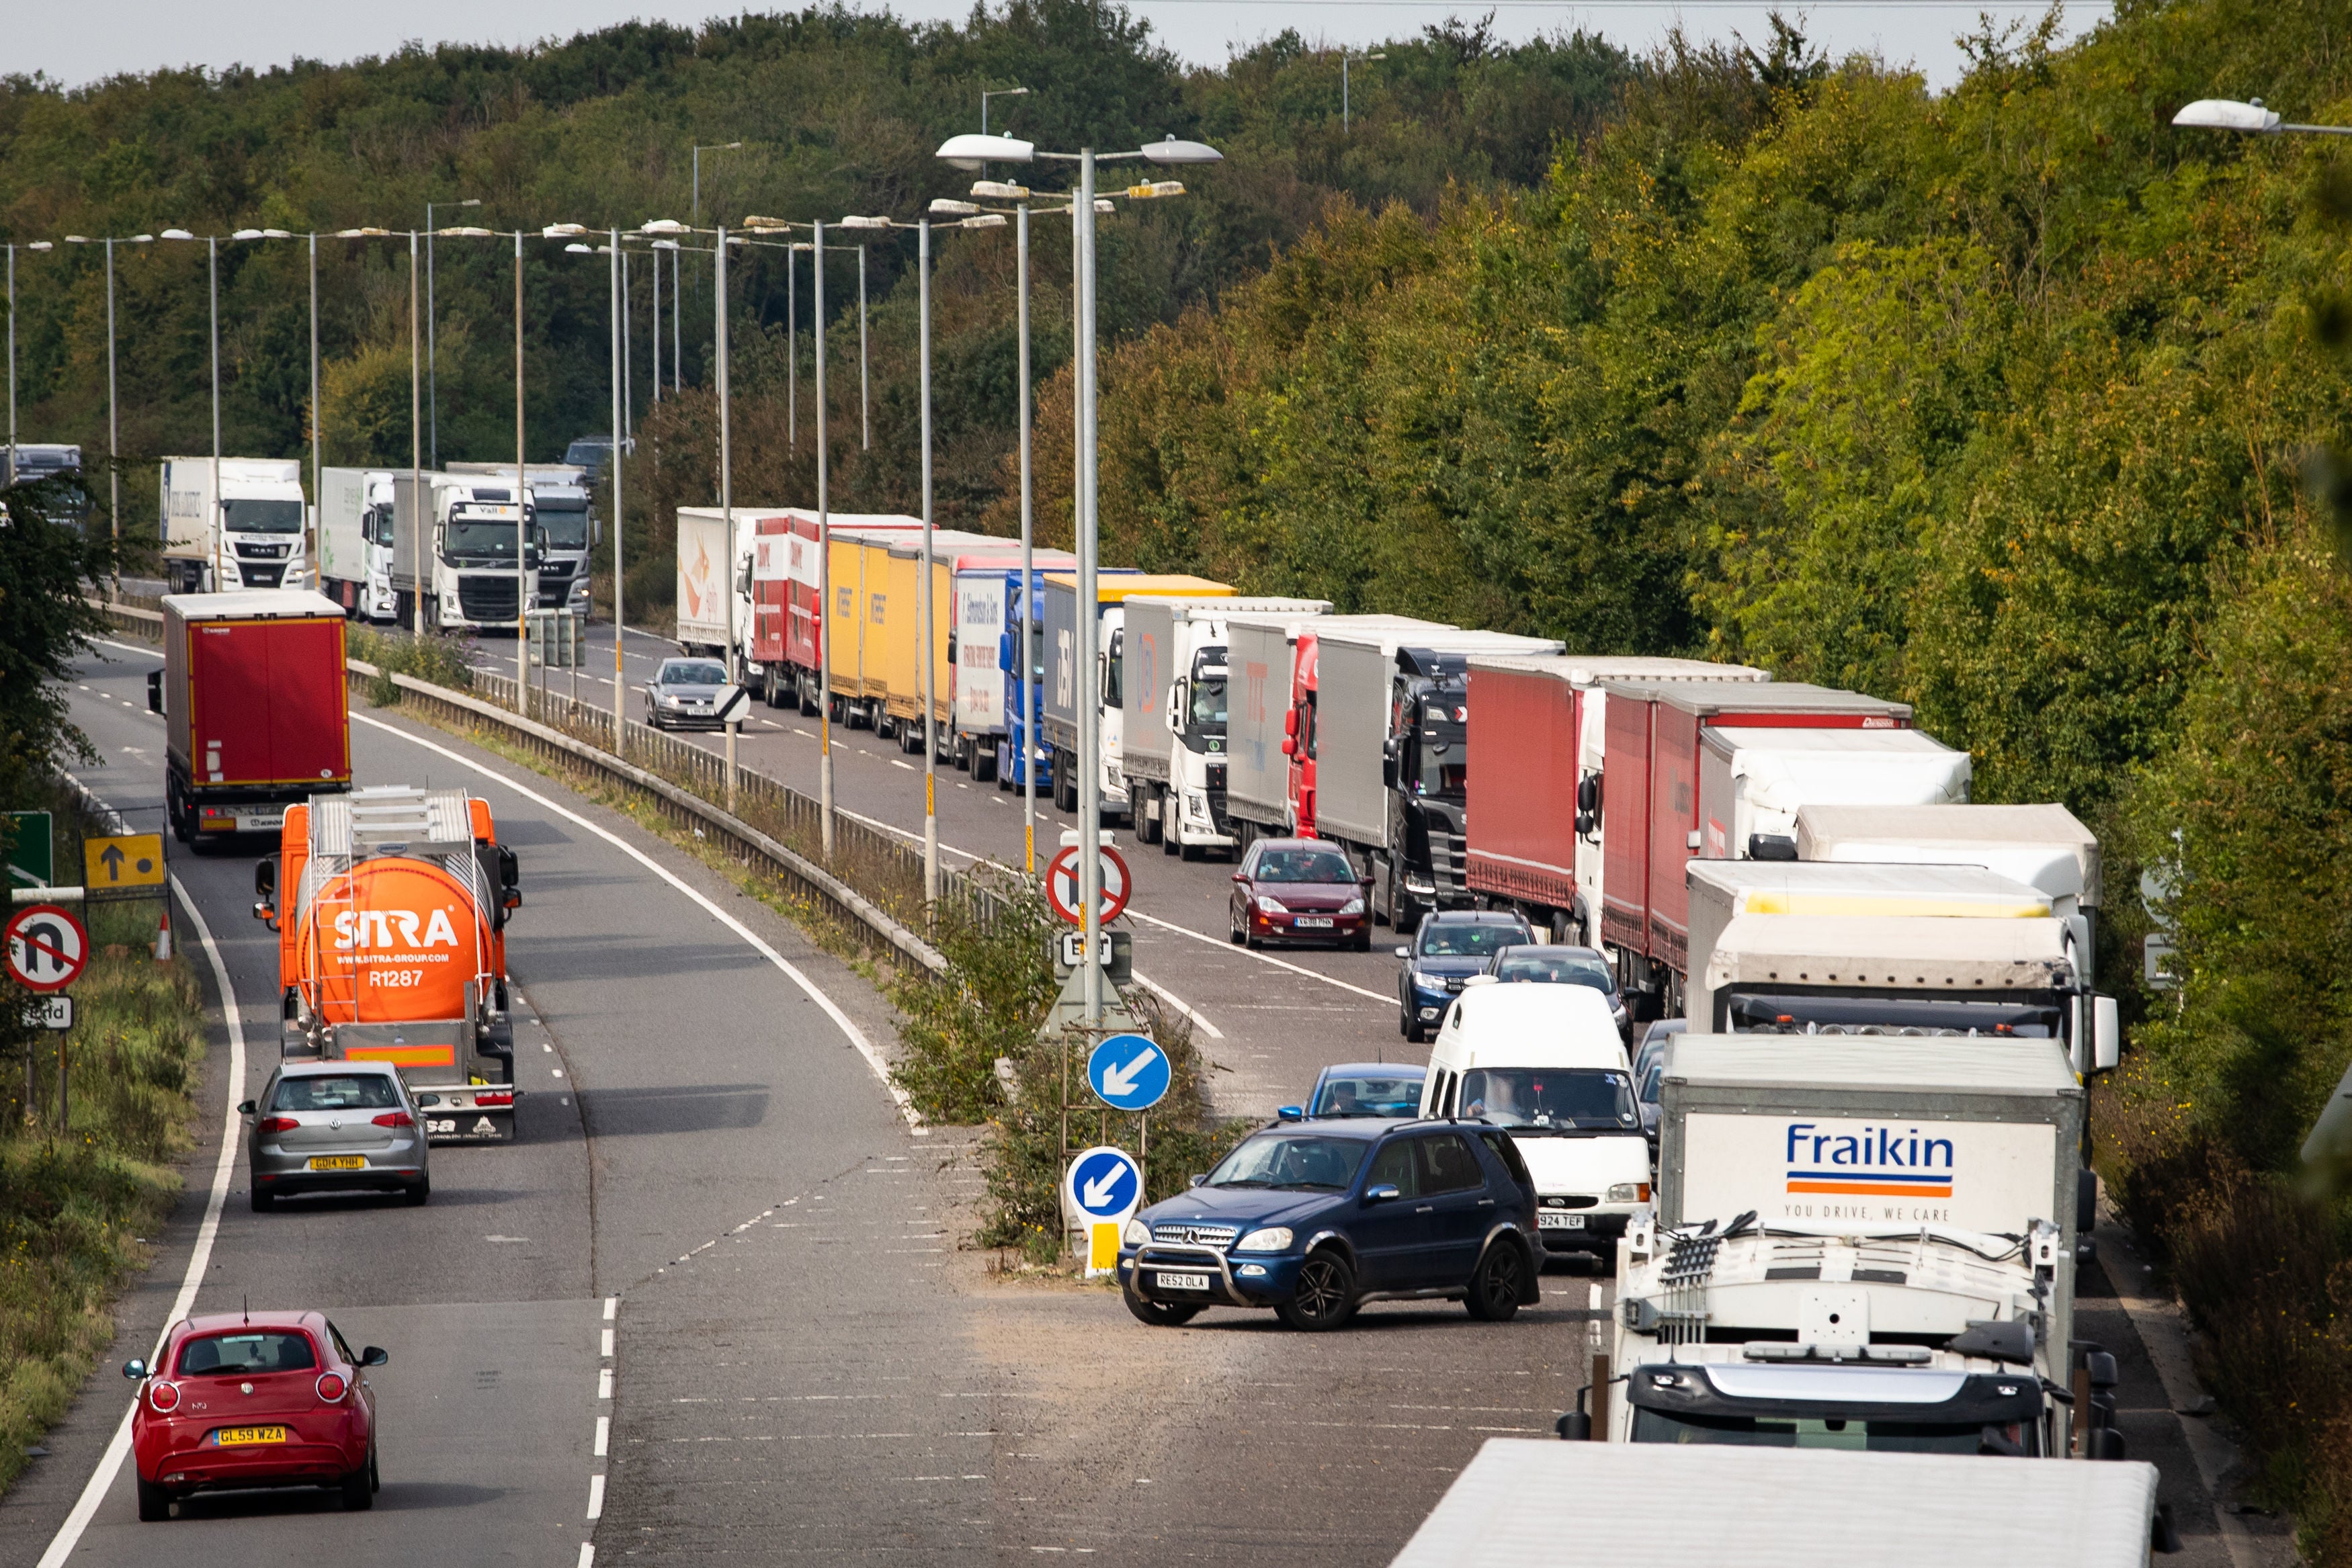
[1087,1033,1170,1112]
[1066,1146,1142,1222]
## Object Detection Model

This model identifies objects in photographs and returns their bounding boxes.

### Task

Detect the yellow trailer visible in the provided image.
[817,519,923,724]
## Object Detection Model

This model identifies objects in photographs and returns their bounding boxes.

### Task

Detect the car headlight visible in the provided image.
[1255,894,1288,914]
[661,694,683,707]
[1607,1182,1652,1204]
[1339,897,1364,916]
[1232,1227,1293,1252]
[1124,1219,1150,1248]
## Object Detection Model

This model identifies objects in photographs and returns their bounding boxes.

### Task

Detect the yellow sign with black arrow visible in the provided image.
[84,834,165,890]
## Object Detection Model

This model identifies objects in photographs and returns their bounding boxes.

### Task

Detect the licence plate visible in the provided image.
[1294,916,1334,928]
[1538,1212,1587,1230]
[308,1155,367,1171]
[1154,1272,1212,1293]
[215,1426,288,1446]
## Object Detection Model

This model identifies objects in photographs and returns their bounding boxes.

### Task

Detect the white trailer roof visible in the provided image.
[1796,802,2101,906]
[163,590,344,621]
[1702,912,2077,992]
[1688,859,2052,917]
[1705,726,1972,818]
[1663,1033,2083,1096]
[1465,653,1769,685]
[1316,625,1560,656]
[1391,1439,2154,1568]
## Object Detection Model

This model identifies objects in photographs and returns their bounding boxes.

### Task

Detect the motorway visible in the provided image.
[0,627,2265,1567]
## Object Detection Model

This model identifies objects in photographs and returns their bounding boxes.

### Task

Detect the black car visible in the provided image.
[1396,908,1534,1043]
[1118,1117,1542,1332]
[644,658,732,731]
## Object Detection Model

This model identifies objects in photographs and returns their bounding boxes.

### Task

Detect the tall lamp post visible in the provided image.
[934,130,1222,1022]
[61,232,153,568]
[981,85,1029,133]
[1342,52,1386,134]
[425,198,481,469]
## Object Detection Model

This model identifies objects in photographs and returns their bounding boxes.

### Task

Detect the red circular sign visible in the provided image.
[1044,844,1132,927]
[5,904,90,994]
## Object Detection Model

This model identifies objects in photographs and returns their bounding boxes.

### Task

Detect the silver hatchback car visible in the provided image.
[241,1061,429,1211]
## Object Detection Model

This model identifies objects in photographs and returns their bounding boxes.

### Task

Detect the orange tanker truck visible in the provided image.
[253,786,525,1142]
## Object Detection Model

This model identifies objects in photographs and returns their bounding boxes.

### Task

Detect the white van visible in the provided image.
[1419,984,1649,1258]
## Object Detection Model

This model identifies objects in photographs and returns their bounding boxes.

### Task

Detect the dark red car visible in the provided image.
[1228,837,1372,951]
[124,1311,386,1519]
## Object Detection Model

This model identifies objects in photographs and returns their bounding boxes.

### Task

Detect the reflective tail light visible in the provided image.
[372,1110,415,1128]
[149,1380,182,1413]
[473,1091,513,1107]
[315,1372,348,1403]
[258,1115,299,1133]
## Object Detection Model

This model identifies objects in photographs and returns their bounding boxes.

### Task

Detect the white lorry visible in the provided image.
[317,467,399,621]
[674,505,762,664]
[1122,597,1330,859]
[1795,801,2104,961]
[388,474,540,635]
[449,462,594,615]
[1595,1035,2130,1467]
[1394,1438,2162,1567]
[159,457,310,595]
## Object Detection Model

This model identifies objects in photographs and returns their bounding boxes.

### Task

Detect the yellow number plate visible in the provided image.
[308,1156,367,1171]
[216,1426,288,1446]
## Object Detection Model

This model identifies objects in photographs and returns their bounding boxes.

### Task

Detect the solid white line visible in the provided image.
[350,712,923,1132]
[35,873,248,1568]
[93,636,159,660]
[587,1472,605,1520]
[1125,908,1393,1006]
[1130,969,1224,1040]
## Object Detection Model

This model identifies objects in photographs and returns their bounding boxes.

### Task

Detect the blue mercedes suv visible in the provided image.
[1118,1118,1542,1331]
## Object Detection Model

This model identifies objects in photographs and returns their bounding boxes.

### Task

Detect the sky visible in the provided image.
[18,1,2111,95]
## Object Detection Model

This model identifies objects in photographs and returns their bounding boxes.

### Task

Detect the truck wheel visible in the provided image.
[974,748,997,785]
[1276,1250,1359,1332]
[1180,840,1204,863]
[1136,791,1159,846]
[136,1476,173,1522]
[1464,1240,1528,1322]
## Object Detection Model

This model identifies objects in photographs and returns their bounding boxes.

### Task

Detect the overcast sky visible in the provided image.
[18,2,2107,95]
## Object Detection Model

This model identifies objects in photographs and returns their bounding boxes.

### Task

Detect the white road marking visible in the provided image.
[579,1546,597,1568]
[36,873,247,1568]
[1130,971,1224,1040]
[599,1368,614,1400]
[1124,908,1394,1005]
[603,1295,618,1320]
[595,1415,610,1456]
[587,1473,605,1520]
[601,1328,615,1358]
[350,712,923,1131]
[890,759,914,771]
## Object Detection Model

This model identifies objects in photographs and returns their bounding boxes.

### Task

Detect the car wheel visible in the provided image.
[1277,1250,1359,1332]
[1228,907,1245,945]
[136,1476,172,1522]
[1122,1276,1204,1327]
[1349,931,1372,953]
[340,1452,374,1511]
[1398,1004,1411,1038]
[370,1446,381,1493]
[250,1186,275,1212]
[1405,1011,1427,1045]
[1465,1239,1528,1322]
[405,1176,431,1207]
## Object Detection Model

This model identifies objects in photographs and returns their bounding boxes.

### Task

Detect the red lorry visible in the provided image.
[151,591,352,848]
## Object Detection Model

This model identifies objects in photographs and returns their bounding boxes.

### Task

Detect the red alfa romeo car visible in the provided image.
[125,1311,386,1519]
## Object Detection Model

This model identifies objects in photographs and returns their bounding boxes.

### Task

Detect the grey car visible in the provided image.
[645,657,731,731]
[241,1061,429,1211]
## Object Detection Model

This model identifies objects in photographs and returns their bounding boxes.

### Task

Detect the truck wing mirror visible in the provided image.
[1381,754,1397,789]
[146,669,163,714]
[1284,708,1298,738]
[1575,775,1598,814]
[254,857,277,900]
[999,631,1015,672]
[2093,995,2119,1072]
[1169,677,1187,732]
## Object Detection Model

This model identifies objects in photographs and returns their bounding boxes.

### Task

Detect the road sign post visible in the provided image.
[1064,1145,1143,1278]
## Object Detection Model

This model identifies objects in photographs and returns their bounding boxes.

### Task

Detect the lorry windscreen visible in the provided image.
[446,519,536,558]
[1417,718,1466,797]
[366,505,395,546]
[223,498,304,534]
[1630,1408,2021,1454]
[1104,630,1122,707]
[1724,994,2061,1037]
[1462,1068,1637,1132]
[1188,672,1228,735]
[537,502,591,550]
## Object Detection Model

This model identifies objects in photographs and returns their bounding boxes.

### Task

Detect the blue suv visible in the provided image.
[1118,1118,1542,1331]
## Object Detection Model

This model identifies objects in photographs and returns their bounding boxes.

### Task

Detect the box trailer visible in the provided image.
[315,467,400,622]
[1464,656,1764,944]
[153,591,352,844]
[1795,802,2103,957]
[745,511,925,711]
[950,550,1086,781]
[1038,573,1228,819]
[1698,726,1970,861]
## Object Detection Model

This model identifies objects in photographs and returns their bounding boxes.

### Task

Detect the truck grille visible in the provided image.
[1152,1223,1238,1248]
[458,578,520,622]
[234,541,291,560]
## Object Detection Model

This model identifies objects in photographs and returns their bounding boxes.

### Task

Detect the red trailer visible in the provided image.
[747,511,925,712]
[1602,681,1910,1010]
[153,591,351,846]
[1465,656,1764,943]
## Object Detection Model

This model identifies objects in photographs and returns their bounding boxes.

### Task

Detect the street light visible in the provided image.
[933,129,1223,1023]
[981,85,1030,135]
[2172,97,2352,135]
[425,197,482,468]
[1343,52,1386,135]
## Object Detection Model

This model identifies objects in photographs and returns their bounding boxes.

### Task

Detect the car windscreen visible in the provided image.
[537,500,591,549]
[273,1074,401,1112]
[1206,1133,1369,1191]
[222,498,304,534]
[1252,848,1357,884]
[1630,1408,2018,1454]
[661,662,728,687]
[1417,923,1523,957]
[177,1332,318,1377]
[1495,952,1615,991]
[1461,1068,1638,1132]
[1724,994,2061,1037]
[1310,1074,1423,1118]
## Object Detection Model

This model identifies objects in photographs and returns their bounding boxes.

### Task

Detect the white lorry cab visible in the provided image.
[1420,984,1648,1259]
[159,457,310,594]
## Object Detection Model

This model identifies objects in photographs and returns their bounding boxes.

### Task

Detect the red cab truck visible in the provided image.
[1464,656,1761,943]
[150,591,352,848]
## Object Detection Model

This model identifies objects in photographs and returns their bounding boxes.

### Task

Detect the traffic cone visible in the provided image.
[154,906,173,963]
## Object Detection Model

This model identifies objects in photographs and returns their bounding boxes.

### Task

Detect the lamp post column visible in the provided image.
[716,225,739,808]
[858,245,870,449]
[788,244,798,449]
[919,218,939,907]
[514,230,528,708]
[106,237,120,579]
[210,236,222,595]
[611,229,626,756]
[816,220,835,859]
[1018,200,1036,877]
[308,232,320,583]
[1076,149,1102,1028]
[410,232,423,637]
